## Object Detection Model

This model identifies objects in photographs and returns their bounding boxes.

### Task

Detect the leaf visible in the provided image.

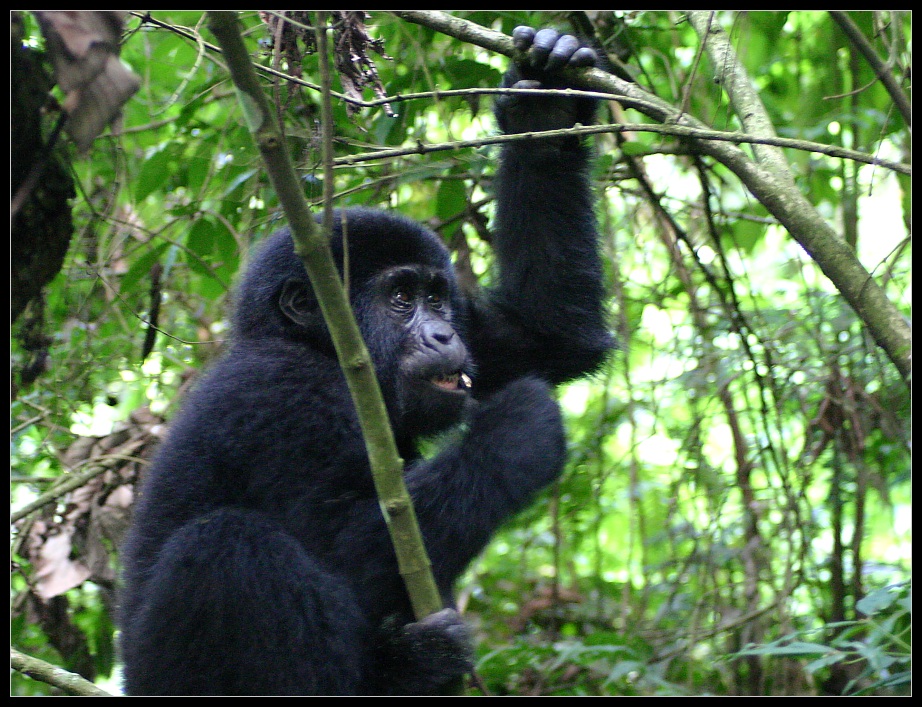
[729,218,767,254]
[30,526,92,599]
[187,218,217,260]
[135,146,177,202]
[119,242,169,294]
[33,11,141,152]
[856,584,904,616]
[805,652,845,673]
[620,141,650,156]
[738,640,834,657]
[436,176,467,222]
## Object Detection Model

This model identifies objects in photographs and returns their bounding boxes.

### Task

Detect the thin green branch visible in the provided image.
[315,13,336,238]
[204,11,443,621]
[333,117,910,175]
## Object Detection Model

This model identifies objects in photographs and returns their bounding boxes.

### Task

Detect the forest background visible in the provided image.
[10,10,911,696]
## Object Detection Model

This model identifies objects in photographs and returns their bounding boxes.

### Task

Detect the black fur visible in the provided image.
[118,27,612,695]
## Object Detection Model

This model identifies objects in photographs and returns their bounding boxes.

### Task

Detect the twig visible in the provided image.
[829,11,911,126]
[204,11,444,622]
[11,647,113,696]
[333,118,910,175]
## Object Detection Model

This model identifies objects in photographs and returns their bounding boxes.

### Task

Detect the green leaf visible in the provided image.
[436,176,467,222]
[120,242,170,294]
[135,146,177,202]
[856,584,905,616]
[738,641,834,657]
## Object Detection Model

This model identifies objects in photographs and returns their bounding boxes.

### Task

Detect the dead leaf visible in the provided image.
[16,405,165,599]
[32,530,93,600]
[33,10,140,152]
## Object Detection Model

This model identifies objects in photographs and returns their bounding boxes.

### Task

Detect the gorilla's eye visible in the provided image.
[391,287,413,309]
[427,293,444,309]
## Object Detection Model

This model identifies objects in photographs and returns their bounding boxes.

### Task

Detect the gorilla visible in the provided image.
[118,27,612,695]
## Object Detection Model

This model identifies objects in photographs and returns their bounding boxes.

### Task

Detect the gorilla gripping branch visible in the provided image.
[120,15,612,696]
[396,10,910,387]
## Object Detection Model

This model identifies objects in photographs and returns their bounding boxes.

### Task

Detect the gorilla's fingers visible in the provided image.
[571,46,598,68]
[544,34,581,71]
[528,28,560,68]
[510,79,541,91]
[511,25,536,51]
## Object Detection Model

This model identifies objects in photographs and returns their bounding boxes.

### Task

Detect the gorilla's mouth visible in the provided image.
[430,371,472,392]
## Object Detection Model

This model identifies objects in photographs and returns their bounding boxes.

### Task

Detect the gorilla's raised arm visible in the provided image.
[466,27,613,394]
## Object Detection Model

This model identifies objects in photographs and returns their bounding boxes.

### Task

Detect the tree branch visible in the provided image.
[205,11,444,621]
[134,12,910,176]
[686,11,792,181]
[392,10,911,386]
[829,11,912,127]
[11,647,112,696]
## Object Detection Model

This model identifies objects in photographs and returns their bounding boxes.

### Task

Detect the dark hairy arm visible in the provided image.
[467,28,613,394]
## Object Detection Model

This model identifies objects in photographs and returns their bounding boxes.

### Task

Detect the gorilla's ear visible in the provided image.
[279,278,319,328]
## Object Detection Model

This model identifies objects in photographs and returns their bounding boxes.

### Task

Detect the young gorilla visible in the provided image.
[118,27,612,695]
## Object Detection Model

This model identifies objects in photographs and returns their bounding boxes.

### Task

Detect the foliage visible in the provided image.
[10,11,911,696]
[733,581,911,695]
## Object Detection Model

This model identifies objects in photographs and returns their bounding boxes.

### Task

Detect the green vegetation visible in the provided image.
[11,11,911,696]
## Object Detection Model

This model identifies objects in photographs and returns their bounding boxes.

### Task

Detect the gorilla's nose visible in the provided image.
[420,320,457,351]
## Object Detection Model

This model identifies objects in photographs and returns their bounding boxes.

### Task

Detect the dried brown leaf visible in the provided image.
[33,10,140,152]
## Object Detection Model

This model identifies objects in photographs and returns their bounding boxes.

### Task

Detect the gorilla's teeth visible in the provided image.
[431,372,471,391]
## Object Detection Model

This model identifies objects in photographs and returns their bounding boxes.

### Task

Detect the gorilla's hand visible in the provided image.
[380,608,473,693]
[495,27,599,139]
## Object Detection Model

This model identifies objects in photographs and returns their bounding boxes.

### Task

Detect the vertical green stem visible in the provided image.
[205,10,443,621]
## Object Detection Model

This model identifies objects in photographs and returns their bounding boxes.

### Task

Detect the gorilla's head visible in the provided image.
[233,208,474,439]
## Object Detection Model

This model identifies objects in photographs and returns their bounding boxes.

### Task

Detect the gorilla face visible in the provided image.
[372,263,474,438]
[263,215,474,441]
